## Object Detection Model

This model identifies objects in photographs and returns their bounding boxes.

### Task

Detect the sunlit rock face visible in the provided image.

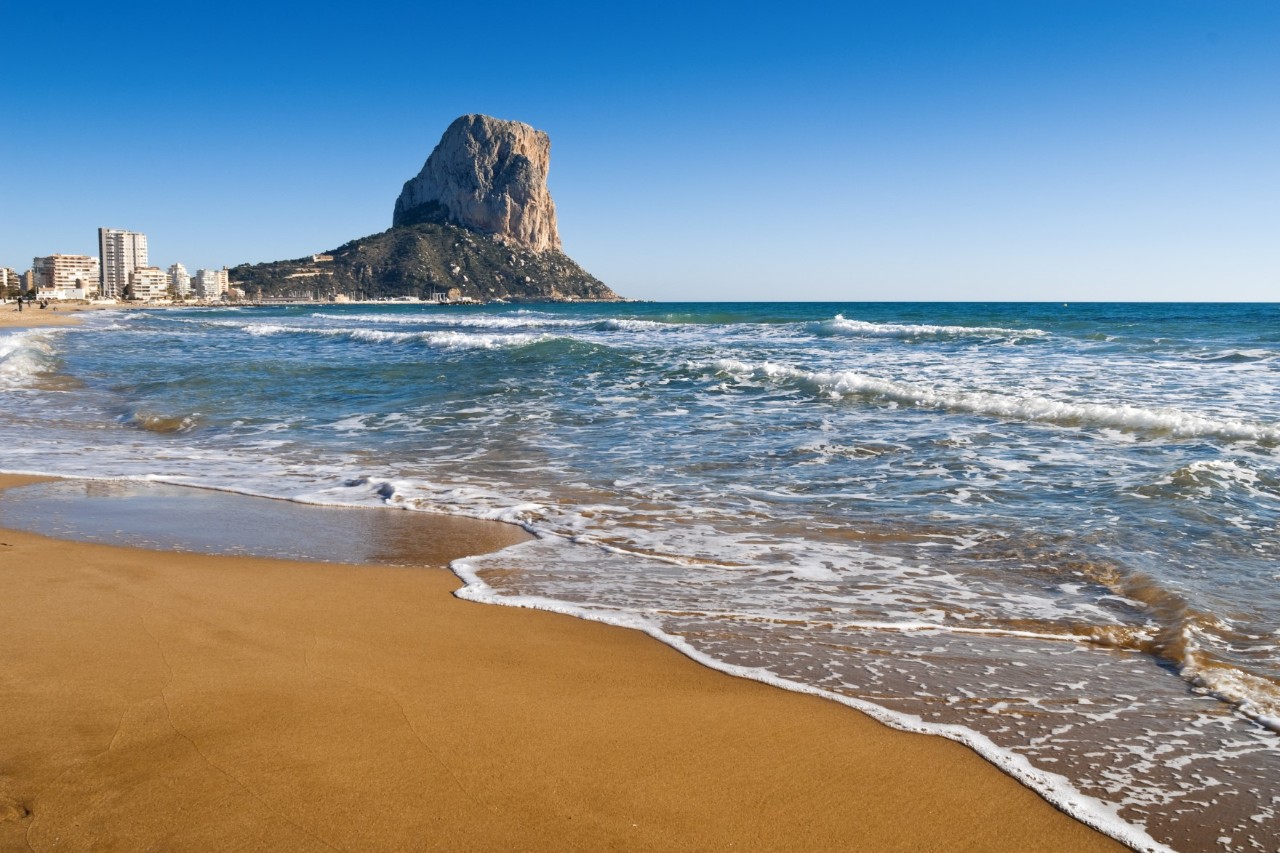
[393,114,562,253]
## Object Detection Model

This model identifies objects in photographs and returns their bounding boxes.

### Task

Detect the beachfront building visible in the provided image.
[32,254,101,299]
[168,263,191,298]
[128,266,169,301]
[193,267,229,299]
[0,268,18,298]
[98,227,148,299]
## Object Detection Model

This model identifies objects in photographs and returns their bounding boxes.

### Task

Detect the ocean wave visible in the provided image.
[1189,349,1277,364]
[309,312,584,329]
[309,312,669,332]
[121,410,201,434]
[240,323,554,350]
[593,317,667,331]
[1180,649,1280,732]
[808,314,1046,340]
[1071,561,1280,732]
[0,330,59,386]
[706,358,1280,442]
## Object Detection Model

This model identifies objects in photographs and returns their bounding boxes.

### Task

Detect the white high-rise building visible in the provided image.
[168,263,191,298]
[32,254,101,299]
[194,267,229,299]
[98,228,148,299]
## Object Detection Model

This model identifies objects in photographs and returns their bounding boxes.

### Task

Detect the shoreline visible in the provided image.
[0,473,1123,851]
[0,299,637,334]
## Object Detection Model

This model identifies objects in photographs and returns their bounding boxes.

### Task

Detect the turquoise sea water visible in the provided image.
[2,301,1278,850]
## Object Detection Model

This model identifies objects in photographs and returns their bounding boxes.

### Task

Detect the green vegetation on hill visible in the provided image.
[229,222,619,302]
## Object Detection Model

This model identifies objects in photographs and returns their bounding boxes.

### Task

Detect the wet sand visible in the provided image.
[0,474,1123,851]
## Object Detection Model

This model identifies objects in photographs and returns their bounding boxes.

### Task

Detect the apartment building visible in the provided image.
[98,228,148,299]
[32,254,101,299]
[193,267,229,299]
[168,263,191,298]
[128,266,169,301]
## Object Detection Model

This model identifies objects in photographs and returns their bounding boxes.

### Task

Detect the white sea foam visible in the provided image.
[309,312,584,329]
[0,330,58,386]
[240,323,553,350]
[808,314,1046,339]
[308,312,669,332]
[707,358,1280,443]
[594,317,667,331]
[1136,459,1280,502]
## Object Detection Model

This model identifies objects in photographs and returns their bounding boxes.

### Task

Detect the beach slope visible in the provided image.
[0,475,1121,851]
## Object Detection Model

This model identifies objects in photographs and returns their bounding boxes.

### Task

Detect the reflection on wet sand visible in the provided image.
[0,480,530,567]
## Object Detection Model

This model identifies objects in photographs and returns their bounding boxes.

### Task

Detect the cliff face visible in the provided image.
[393,114,562,253]
[231,114,618,302]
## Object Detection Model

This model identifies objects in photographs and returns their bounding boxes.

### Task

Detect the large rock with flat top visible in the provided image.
[393,114,562,253]
[231,114,620,302]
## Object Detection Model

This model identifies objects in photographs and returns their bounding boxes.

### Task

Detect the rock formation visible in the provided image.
[393,114,562,253]
[231,221,617,303]
[231,115,619,302]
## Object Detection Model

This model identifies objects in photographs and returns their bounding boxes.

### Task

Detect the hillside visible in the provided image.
[229,221,618,302]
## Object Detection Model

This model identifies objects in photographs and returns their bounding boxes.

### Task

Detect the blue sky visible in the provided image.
[2,1,1276,300]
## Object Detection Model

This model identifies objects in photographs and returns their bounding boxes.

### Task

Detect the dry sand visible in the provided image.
[0,474,1122,851]
[0,302,120,328]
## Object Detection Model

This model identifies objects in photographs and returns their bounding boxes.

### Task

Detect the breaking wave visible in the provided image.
[808,314,1046,340]
[242,323,555,350]
[0,330,59,387]
[308,312,670,332]
[706,358,1280,442]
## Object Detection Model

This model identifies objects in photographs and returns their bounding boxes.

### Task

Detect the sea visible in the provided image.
[1,301,1277,852]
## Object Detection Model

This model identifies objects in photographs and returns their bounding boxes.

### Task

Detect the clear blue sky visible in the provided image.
[3,1,1276,300]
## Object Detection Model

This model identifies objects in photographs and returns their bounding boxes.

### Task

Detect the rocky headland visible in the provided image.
[231,115,619,302]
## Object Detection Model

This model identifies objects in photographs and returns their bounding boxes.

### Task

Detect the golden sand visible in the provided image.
[0,302,122,328]
[0,474,1121,851]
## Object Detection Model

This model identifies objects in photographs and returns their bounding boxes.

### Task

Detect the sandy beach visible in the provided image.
[0,302,117,328]
[0,474,1121,851]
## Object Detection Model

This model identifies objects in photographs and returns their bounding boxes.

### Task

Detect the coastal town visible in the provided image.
[2,227,237,305]
[2,224,557,308]
[4,120,619,308]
